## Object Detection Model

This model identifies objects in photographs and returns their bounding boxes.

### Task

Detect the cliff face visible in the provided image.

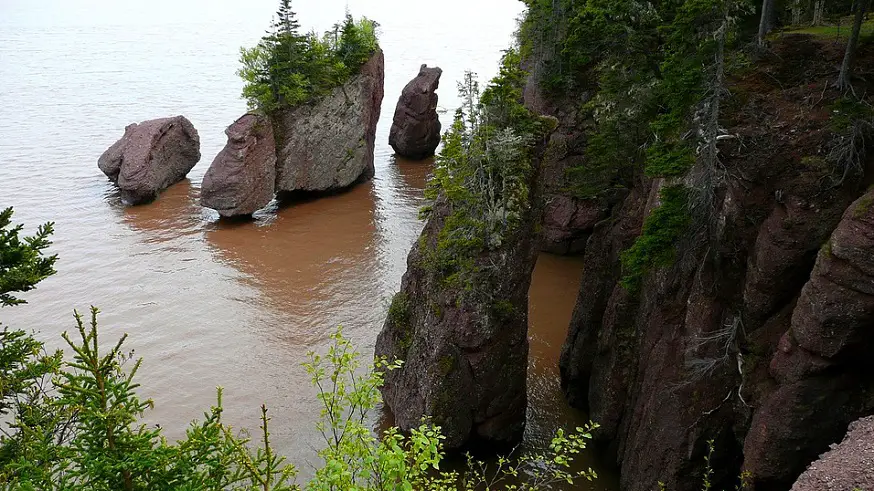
[523,67,609,255]
[274,50,384,193]
[558,36,874,490]
[375,192,539,449]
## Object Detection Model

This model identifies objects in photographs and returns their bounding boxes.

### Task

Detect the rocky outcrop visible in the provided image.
[743,187,874,488]
[791,416,874,491]
[375,195,538,449]
[201,114,276,217]
[558,36,874,491]
[523,64,608,254]
[375,112,555,450]
[274,50,384,193]
[98,116,200,205]
[388,65,442,159]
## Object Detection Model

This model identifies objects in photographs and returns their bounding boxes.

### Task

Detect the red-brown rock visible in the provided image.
[98,116,201,205]
[388,65,442,160]
[201,114,276,217]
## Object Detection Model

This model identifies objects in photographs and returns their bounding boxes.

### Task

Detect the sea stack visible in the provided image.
[273,50,385,193]
[389,64,442,160]
[98,115,201,205]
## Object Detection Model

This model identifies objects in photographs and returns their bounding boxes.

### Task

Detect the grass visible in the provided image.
[776,17,874,41]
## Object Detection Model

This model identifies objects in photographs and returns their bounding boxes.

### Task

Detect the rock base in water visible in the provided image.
[389,64,442,160]
[201,114,276,217]
[98,115,201,205]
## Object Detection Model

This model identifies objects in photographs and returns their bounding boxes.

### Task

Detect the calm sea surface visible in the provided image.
[0,1,616,487]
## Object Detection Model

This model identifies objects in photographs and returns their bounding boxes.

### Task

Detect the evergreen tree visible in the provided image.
[0,207,57,308]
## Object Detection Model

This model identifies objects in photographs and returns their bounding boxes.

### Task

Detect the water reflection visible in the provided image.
[203,183,382,345]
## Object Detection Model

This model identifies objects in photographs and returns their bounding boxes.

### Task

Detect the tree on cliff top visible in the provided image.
[238,1,379,113]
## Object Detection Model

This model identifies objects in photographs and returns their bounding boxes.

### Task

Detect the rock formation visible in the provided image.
[375,195,538,449]
[557,36,874,491]
[376,92,555,449]
[274,50,384,193]
[388,65,442,159]
[743,186,874,488]
[791,416,874,491]
[98,116,200,205]
[201,114,276,217]
[522,59,609,255]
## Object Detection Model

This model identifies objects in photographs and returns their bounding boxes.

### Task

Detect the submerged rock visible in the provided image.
[274,50,384,193]
[388,65,442,159]
[98,116,201,205]
[201,114,276,217]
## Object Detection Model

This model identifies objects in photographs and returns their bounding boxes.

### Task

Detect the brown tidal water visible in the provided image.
[0,0,617,487]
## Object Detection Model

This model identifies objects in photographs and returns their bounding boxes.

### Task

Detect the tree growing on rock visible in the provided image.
[238,1,379,112]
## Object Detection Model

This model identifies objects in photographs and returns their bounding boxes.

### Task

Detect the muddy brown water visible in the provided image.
[0,0,617,487]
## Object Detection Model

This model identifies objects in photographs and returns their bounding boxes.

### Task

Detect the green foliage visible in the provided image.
[0,208,57,308]
[422,50,550,293]
[2,316,602,490]
[620,185,692,292]
[238,1,379,112]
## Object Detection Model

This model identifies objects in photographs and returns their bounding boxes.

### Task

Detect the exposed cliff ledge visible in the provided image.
[202,50,384,216]
[559,36,874,491]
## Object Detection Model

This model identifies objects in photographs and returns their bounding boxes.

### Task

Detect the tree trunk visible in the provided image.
[792,0,803,25]
[836,0,868,92]
[812,0,825,25]
[758,0,775,46]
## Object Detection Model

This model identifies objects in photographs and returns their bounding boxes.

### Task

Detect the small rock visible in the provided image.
[201,114,276,217]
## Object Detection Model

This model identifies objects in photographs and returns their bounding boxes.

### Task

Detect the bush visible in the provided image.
[238,1,379,112]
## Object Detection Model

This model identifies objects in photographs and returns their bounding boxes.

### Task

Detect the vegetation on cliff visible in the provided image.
[238,0,379,112]
[0,207,598,489]
[421,48,555,295]
[519,0,873,289]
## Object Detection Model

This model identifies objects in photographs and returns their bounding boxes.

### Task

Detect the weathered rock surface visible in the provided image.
[98,116,201,205]
[375,194,538,449]
[743,187,874,487]
[375,116,554,449]
[522,61,608,255]
[201,114,276,217]
[558,36,874,491]
[274,50,384,193]
[791,416,874,491]
[388,65,442,159]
